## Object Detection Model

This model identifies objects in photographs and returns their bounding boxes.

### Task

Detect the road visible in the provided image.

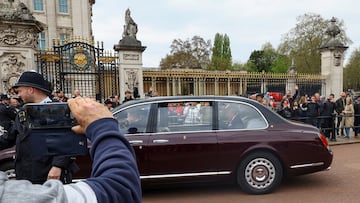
[142,143,360,203]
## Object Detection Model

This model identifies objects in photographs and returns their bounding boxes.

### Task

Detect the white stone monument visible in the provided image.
[320,17,348,98]
[114,9,146,102]
[0,0,43,93]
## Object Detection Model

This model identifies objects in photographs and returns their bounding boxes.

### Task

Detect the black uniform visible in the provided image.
[0,103,17,132]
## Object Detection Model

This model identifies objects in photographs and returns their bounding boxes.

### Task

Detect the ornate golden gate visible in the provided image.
[35,39,119,102]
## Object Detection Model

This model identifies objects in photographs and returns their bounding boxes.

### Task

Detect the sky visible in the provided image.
[92,0,360,68]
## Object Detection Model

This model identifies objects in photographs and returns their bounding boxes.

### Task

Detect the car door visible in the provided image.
[215,101,268,171]
[113,103,152,175]
[145,100,219,180]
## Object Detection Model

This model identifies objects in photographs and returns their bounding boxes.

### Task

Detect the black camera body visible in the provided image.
[23,103,88,157]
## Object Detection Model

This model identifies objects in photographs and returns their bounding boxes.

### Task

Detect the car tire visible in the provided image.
[237,151,283,194]
[0,161,16,179]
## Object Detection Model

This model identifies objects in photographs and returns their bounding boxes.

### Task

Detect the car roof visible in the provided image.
[112,95,287,123]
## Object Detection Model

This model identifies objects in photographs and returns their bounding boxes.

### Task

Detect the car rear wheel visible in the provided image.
[237,152,283,194]
[0,161,16,179]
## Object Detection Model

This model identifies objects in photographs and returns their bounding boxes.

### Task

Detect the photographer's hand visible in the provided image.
[68,97,113,134]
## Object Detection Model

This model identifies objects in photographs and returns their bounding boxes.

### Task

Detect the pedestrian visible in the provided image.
[0,97,142,203]
[343,96,354,138]
[335,92,346,136]
[0,71,77,184]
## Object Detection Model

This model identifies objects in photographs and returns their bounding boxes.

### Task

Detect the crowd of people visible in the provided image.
[251,87,360,141]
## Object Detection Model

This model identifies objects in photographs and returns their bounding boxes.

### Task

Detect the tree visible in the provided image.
[247,43,278,72]
[210,33,232,70]
[278,13,351,73]
[344,48,360,90]
[160,36,211,69]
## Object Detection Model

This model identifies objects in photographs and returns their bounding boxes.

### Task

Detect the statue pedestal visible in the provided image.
[114,37,146,102]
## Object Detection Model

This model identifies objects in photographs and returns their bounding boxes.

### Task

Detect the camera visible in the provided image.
[23,103,88,157]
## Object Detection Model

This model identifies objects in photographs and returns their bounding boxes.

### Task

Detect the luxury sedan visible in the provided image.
[0,96,333,194]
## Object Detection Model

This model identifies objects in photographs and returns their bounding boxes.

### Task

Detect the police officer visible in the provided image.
[0,94,17,134]
[0,71,77,184]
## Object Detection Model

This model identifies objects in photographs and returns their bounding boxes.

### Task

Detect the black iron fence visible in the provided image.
[286,113,360,141]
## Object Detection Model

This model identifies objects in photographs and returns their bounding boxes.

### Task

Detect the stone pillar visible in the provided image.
[0,1,43,93]
[215,78,219,95]
[320,17,348,98]
[166,78,170,96]
[286,60,297,94]
[114,9,146,102]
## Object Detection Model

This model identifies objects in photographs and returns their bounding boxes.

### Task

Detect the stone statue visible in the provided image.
[122,9,138,39]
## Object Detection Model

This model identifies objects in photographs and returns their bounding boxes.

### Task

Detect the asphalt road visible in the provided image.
[142,143,360,203]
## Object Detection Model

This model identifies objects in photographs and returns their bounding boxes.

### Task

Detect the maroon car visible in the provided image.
[0,96,332,194]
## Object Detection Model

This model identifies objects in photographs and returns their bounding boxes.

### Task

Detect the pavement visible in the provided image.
[328,135,360,146]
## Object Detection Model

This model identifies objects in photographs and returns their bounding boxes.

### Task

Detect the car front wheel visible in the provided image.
[237,151,283,194]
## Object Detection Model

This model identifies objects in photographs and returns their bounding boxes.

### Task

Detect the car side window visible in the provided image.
[114,104,151,135]
[218,102,267,130]
[157,101,213,133]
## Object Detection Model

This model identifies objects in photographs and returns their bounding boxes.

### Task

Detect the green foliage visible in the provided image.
[278,13,351,73]
[160,36,211,69]
[344,48,360,90]
[270,55,291,73]
[210,33,232,70]
[247,43,278,72]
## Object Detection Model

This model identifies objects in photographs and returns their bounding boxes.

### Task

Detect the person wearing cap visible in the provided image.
[0,94,17,134]
[0,97,141,203]
[0,71,76,184]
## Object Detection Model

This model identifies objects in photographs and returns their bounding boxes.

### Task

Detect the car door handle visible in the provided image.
[129,140,143,144]
[152,139,169,143]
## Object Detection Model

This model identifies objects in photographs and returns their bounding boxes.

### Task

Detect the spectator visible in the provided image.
[73,89,81,98]
[9,97,21,112]
[306,96,319,127]
[343,96,354,138]
[0,97,142,202]
[335,92,346,136]
[298,96,308,122]
[183,102,201,124]
[123,90,133,103]
[58,90,68,102]
[104,99,113,111]
[321,94,336,138]
[278,98,292,119]
[0,94,17,133]
[0,71,76,184]
[112,95,120,108]
[285,85,299,107]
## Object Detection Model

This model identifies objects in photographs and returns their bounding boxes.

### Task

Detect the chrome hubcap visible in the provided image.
[245,158,275,189]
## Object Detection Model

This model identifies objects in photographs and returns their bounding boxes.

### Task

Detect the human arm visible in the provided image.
[68,97,142,203]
